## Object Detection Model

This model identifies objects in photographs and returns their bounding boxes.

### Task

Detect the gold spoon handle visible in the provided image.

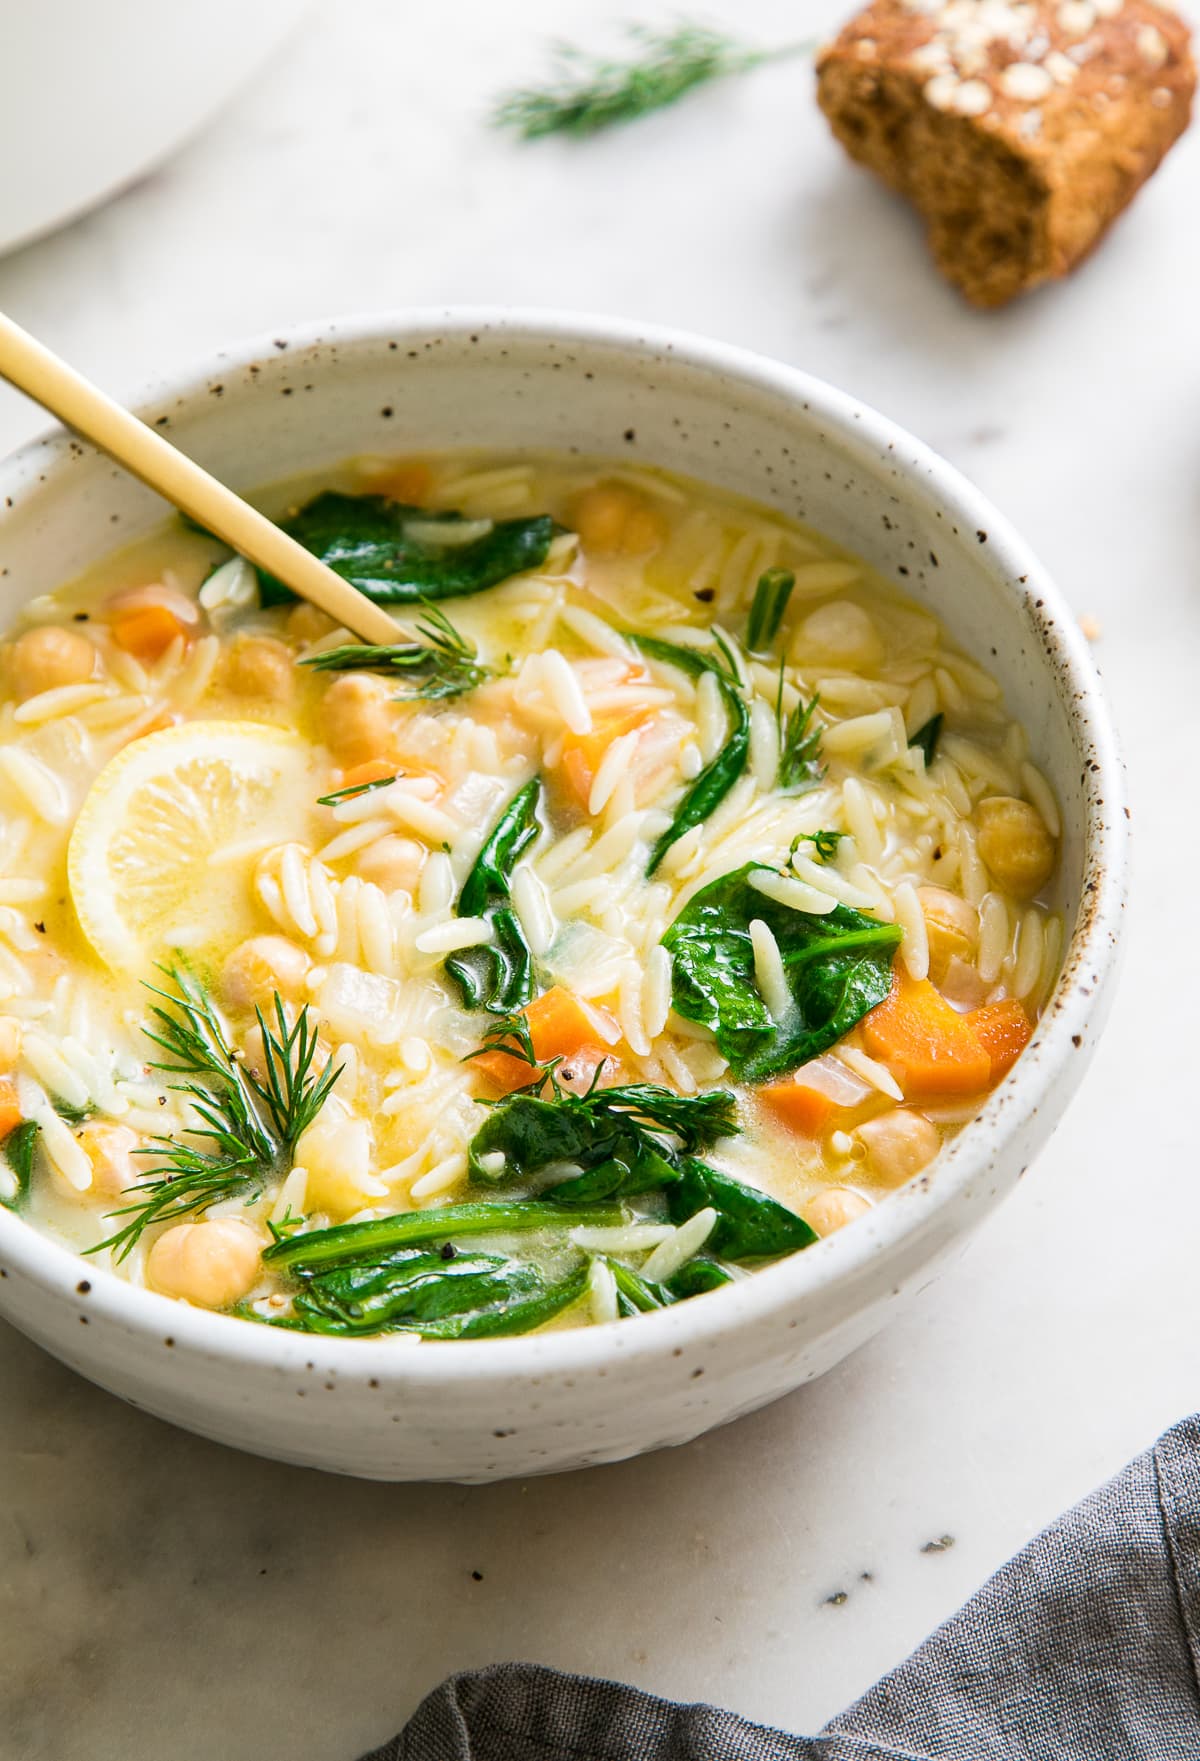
[0,310,400,645]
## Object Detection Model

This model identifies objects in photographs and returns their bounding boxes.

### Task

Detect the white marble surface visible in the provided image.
[1,1,1197,1755]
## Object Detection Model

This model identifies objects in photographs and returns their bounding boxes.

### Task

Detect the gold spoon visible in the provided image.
[0,309,400,644]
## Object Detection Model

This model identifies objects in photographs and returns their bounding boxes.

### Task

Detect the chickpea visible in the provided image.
[0,1016,22,1073]
[225,634,294,703]
[7,625,96,701]
[355,835,426,894]
[796,602,884,671]
[222,936,311,1013]
[146,1217,261,1309]
[285,602,335,644]
[621,504,667,554]
[854,1109,942,1188]
[918,885,978,983]
[571,485,666,555]
[321,672,398,766]
[803,1187,872,1237]
[975,796,1056,899]
[75,1122,140,1203]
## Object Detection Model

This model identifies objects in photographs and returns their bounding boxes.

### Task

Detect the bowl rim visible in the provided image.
[0,305,1128,1386]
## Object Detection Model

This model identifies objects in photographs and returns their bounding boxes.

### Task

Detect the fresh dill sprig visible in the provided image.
[775,664,825,792]
[317,773,398,808]
[303,602,492,701]
[139,969,275,1166]
[251,993,342,1148]
[584,1083,738,1155]
[92,971,339,1261]
[493,22,811,140]
[746,568,796,653]
[464,1011,541,1071]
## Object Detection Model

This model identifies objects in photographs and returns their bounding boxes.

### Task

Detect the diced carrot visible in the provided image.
[862,967,991,1099]
[966,998,1033,1085]
[0,1078,22,1142]
[472,987,617,1096]
[762,1081,836,1137]
[557,705,651,811]
[111,604,190,661]
[370,461,433,506]
[335,758,398,793]
[761,1053,875,1136]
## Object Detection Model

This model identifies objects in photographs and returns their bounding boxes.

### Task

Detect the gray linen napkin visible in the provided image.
[364,1415,1200,1760]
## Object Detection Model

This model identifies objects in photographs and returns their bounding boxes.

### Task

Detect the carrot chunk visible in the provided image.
[0,1078,22,1142]
[472,987,616,1095]
[761,1055,874,1136]
[862,967,991,1099]
[966,998,1033,1085]
[111,604,190,661]
[762,1081,836,1137]
[557,705,650,811]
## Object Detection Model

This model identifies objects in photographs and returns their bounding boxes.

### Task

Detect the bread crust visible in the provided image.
[816,0,1195,306]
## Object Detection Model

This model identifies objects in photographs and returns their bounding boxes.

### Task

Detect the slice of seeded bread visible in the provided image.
[816,0,1195,307]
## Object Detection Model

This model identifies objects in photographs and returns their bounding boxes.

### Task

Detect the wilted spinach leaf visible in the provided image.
[262,1199,624,1275]
[910,713,944,765]
[629,634,750,875]
[468,1079,736,1193]
[666,1257,734,1298]
[293,1250,542,1335]
[445,779,542,1014]
[669,1160,818,1260]
[258,492,559,605]
[1,1119,39,1210]
[408,1264,590,1338]
[661,861,902,1082]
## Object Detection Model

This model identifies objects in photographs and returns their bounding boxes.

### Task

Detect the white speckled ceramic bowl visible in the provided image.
[0,312,1127,1481]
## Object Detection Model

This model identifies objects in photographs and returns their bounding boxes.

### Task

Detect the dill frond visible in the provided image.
[92,970,339,1261]
[252,993,342,1148]
[775,665,826,792]
[464,1011,541,1070]
[317,773,398,807]
[302,602,491,700]
[493,22,810,140]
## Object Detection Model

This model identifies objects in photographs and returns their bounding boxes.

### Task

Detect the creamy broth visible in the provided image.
[0,453,1062,1336]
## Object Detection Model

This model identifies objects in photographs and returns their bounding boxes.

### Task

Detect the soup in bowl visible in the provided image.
[0,314,1125,1478]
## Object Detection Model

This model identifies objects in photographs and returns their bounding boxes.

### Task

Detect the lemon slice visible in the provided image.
[68,720,314,973]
